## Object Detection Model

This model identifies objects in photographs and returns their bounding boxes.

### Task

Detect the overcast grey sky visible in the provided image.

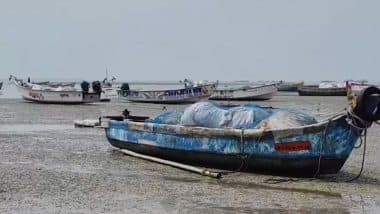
[1,0,379,81]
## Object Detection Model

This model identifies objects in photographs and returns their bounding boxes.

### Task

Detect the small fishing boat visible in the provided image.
[9,75,102,104]
[105,86,380,176]
[100,76,119,102]
[276,81,304,92]
[298,81,347,96]
[209,84,277,101]
[118,79,217,104]
[100,87,119,102]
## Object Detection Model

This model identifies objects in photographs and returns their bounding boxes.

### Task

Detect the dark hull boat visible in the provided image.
[106,87,380,176]
[276,81,304,92]
[298,85,347,96]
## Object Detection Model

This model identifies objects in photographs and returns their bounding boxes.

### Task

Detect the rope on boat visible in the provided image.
[218,129,249,175]
[312,119,332,178]
[263,110,371,184]
[346,129,367,182]
[341,107,369,182]
[118,149,222,179]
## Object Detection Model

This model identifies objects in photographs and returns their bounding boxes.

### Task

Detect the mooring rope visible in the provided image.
[323,108,370,182]
[263,110,372,184]
[218,129,248,175]
[312,119,332,178]
[346,129,367,182]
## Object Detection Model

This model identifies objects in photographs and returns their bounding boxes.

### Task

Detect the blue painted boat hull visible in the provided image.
[105,115,361,176]
[108,138,348,175]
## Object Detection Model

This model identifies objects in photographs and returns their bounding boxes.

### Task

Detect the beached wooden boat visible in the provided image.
[209,84,277,101]
[276,81,304,92]
[298,85,347,96]
[9,75,101,104]
[105,86,380,176]
[118,81,217,104]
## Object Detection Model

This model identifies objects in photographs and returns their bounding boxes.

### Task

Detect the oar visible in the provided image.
[119,149,222,179]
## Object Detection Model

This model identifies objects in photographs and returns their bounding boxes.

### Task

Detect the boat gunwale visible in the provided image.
[298,85,346,91]
[13,79,100,95]
[108,112,347,139]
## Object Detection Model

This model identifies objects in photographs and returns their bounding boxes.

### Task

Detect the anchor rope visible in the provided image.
[312,119,332,179]
[346,129,367,182]
[263,109,372,184]
[218,129,247,175]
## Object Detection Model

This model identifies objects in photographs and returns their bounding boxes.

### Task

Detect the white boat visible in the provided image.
[100,86,119,102]
[118,80,217,104]
[100,77,119,102]
[209,84,277,101]
[9,75,101,104]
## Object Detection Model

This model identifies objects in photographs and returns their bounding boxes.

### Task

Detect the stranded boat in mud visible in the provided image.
[209,84,277,101]
[9,75,102,104]
[105,87,380,176]
[298,81,347,96]
[118,79,217,104]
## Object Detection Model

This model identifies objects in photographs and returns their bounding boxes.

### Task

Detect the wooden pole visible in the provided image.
[119,149,222,179]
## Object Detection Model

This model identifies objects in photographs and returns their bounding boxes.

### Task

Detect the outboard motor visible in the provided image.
[351,86,380,128]
[81,81,90,93]
[92,81,102,94]
[120,83,130,96]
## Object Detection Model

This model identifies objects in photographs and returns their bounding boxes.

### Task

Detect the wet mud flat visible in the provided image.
[1,96,380,213]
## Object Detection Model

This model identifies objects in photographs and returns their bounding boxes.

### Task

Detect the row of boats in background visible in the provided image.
[3,75,380,177]
[2,75,379,104]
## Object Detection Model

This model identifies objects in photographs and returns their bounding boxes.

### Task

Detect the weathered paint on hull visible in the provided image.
[106,115,360,176]
[108,138,348,175]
